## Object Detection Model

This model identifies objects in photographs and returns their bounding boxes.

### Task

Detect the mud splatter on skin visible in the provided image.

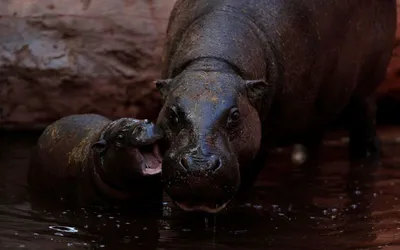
[68,136,91,169]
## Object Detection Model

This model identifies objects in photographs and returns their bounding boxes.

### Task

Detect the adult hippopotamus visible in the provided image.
[28,114,164,208]
[155,0,397,213]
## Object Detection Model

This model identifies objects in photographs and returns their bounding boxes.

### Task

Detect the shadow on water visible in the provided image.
[1,128,400,249]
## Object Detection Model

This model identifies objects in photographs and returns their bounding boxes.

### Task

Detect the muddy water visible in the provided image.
[1,128,400,250]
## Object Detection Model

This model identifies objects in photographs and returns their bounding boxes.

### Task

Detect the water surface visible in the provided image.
[1,128,400,249]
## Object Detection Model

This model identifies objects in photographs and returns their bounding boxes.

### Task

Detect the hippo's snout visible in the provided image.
[162,147,240,214]
[180,154,222,172]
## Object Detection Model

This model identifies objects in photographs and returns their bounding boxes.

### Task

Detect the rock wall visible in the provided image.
[0,0,399,129]
[0,0,176,129]
[376,1,400,124]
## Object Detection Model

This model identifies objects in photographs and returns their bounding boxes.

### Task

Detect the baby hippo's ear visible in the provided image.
[154,79,173,99]
[91,139,107,154]
[245,79,270,109]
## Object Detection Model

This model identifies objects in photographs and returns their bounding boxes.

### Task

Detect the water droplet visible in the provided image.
[54,232,64,237]
[97,215,102,218]
[116,224,120,228]
[67,243,73,247]
[355,190,362,195]
[253,205,263,210]
[19,245,25,248]
[49,226,78,233]
[351,204,357,209]
[33,233,39,236]
[100,245,105,248]
[84,225,88,229]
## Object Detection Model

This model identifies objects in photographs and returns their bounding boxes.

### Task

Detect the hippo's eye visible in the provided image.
[227,107,240,125]
[115,133,125,147]
[168,108,179,124]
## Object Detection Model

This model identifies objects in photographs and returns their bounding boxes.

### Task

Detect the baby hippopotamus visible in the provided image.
[155,0,397,213]
[27,114,164,208]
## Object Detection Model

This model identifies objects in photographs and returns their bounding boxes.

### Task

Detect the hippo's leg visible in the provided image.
[344,95,381,162]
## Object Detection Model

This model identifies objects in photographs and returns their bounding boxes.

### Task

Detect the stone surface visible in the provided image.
[0,0,176,129]
[0,0,399,129]
[376,0,400,124]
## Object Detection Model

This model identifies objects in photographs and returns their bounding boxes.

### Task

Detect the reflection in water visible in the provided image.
[1,129,400,249]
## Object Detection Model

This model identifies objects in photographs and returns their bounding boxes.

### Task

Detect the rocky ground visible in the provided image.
[0,0,399,129]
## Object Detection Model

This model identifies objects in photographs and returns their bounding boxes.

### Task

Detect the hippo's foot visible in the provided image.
[345,95,381,163]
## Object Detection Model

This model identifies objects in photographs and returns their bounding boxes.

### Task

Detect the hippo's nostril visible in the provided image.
[209,155,222,172]
[180,156,190,170]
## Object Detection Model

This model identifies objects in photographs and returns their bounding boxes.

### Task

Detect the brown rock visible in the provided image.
[0,0,176,129]
[376,0,400,124]
[1,0,399,128]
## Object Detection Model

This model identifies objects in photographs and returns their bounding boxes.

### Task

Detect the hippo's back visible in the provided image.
[163,0,396,140]
[28,114,111,196]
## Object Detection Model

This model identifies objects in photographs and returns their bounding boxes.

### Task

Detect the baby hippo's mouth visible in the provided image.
[132,144,163,176]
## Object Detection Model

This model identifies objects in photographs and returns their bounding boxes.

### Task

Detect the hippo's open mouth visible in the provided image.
[173,201,230,214]
[133,144,163,176]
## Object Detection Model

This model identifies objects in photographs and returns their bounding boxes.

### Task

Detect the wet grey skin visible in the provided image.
[28,114,165,206]
[155,0,397,213]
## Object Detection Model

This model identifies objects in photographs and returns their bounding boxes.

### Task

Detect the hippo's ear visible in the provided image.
[91,139,107,154]
[154,79,173,99]
[245,79,270,108]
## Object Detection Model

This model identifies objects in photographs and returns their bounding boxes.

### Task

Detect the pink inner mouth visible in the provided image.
[137,144,163,176]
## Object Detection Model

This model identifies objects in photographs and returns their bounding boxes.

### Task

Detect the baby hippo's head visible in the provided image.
[90,118,164,203]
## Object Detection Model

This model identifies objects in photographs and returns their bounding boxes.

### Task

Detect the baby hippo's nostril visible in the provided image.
[208,155,222,172]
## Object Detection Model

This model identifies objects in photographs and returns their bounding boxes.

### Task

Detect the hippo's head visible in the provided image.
[90,118,164,199]
[156,70,269,213]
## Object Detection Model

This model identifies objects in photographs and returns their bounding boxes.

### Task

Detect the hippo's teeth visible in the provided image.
[142,166,162,175]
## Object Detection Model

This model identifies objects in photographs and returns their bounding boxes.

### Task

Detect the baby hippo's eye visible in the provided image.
[115,133,126,147]
[227,107,240,126]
